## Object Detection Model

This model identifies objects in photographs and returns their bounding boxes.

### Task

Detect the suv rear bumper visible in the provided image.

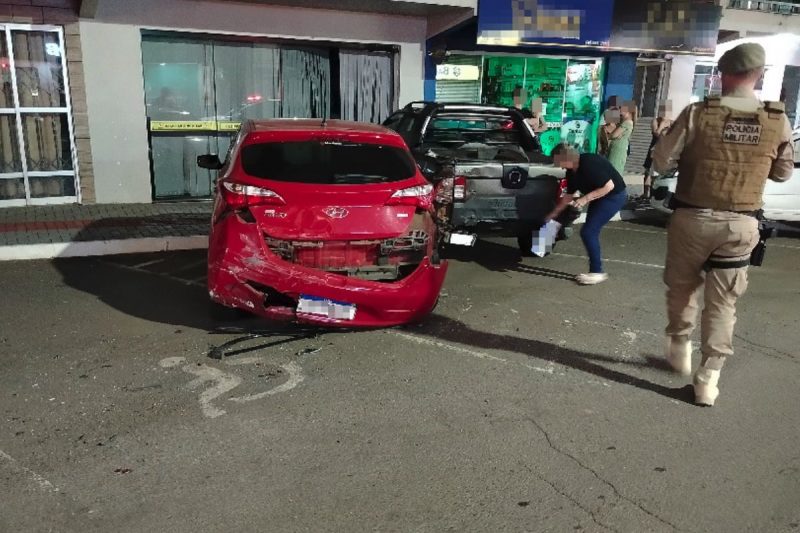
[451,197,551,228]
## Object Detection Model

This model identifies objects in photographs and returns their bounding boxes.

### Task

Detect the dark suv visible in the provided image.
[383,102,573,253]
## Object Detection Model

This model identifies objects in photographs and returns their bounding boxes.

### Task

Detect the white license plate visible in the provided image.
[448,233,477,246]
[297,295,356,320]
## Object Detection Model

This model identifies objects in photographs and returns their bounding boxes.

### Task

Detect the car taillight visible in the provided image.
[387,184,434,210]
[221,181,285,209]
[453,176,467,202]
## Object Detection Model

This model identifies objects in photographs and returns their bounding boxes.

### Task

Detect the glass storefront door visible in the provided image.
[142,33,395,201]
[479,54,604,155]
[0,25,78,206]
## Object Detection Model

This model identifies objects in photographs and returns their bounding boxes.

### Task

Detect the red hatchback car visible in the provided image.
[198,119,448,327]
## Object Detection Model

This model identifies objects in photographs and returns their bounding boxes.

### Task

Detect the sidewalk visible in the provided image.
[0,191,646,261]
[0,202,212,261]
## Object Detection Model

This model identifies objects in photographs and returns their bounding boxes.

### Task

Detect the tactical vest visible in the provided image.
[676,97,785,211]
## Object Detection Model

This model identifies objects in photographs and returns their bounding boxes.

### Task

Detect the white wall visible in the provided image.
[665,55,698,116]
[81,0,431,203]
[762,64,786,102]
[721,7,800,36]
[80,21,152,204]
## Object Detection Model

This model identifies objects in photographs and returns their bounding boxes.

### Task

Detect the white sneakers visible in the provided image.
[693,367,721,407]
[575,272,608,285]
[665,336,692,376]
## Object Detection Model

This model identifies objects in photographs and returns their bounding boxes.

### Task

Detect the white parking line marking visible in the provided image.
[170,258,208,274]
[564,318,660,339]
[102,260,205,288]
[159,356,186,368]
[607,224,800,251]
[229,362,304,403]
[131,257,167,269]
[392,332,561,374]
[0,449,59,492]
[606,226,666,235]
[392,331,508,363]
[552,252,664,269]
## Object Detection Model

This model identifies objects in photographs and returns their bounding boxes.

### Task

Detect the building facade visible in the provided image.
[1,0,476,206]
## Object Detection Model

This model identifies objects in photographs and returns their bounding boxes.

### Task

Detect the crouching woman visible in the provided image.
[546,144,627,285]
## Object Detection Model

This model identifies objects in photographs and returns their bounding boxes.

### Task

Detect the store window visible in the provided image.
[692,64,718,102]
[141,33,395,200]
[0,25,78,206]
[479,55,604,155]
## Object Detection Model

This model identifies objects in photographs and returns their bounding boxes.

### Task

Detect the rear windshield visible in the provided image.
[241,141,416,184]
[424,115,521,145]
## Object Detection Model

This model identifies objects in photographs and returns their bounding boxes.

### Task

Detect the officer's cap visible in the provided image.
[718,43,766,74]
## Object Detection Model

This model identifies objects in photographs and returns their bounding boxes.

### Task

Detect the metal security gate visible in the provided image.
[435,55,482,103]
[0,24,79,206]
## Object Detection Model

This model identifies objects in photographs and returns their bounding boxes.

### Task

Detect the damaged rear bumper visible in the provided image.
[208,216,448,328]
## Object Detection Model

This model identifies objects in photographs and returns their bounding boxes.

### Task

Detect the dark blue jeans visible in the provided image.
[580,190,627,273]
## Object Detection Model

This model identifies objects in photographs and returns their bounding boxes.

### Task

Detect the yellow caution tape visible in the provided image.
[217,121,242,131]
[149,120,242,132]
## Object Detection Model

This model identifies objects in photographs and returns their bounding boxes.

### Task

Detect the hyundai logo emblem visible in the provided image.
[323,206,349,219]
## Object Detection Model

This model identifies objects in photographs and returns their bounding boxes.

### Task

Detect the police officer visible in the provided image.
[652,43,794,406]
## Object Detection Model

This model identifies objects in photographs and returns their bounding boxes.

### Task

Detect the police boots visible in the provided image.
[665,335,692,376]
[693,366,721,407]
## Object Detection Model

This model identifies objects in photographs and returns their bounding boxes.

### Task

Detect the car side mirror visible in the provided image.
[197,154,223,170]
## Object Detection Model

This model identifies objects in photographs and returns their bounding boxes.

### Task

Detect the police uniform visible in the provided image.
[651,43,794,406]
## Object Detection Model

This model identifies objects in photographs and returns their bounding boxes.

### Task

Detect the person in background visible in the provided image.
[526,97,548,133]
[598,108,620,158]
[546,143,627,285]
[640,101,673,201]
[651,43,793,406]
[604,101,635,175]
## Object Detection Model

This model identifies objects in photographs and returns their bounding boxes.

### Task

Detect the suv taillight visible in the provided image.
[221,181,285,209]
[558,178,568,199]
[453,176,467,202]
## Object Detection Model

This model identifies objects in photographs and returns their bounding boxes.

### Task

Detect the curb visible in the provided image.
[0,209,641,261]
[0,235,208,261]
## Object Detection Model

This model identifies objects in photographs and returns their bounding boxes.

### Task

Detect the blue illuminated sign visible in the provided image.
[477,0,615,48]
[477,0,721,54]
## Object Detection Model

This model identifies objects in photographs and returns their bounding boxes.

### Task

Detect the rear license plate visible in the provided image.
[448,233,477,246]
[298,295,356,320]
[487,198,516,210]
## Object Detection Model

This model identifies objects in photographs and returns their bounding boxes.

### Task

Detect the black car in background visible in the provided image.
[383,102,575,254]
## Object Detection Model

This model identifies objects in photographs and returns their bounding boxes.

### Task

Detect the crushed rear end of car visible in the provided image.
[205,120,448,327]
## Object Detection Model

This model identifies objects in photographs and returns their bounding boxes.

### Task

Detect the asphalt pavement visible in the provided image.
[1,214,799,533]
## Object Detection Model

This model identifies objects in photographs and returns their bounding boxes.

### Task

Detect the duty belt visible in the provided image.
[670,197,760,218]
[703,256,751,271]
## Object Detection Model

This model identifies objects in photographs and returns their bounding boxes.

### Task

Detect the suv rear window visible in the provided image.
[425,115,521,145]
[241,141,416,184]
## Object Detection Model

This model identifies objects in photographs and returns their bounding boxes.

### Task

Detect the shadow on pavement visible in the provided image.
[409,314,695,405]
[53,220,327,358]
[446,237,576,280]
